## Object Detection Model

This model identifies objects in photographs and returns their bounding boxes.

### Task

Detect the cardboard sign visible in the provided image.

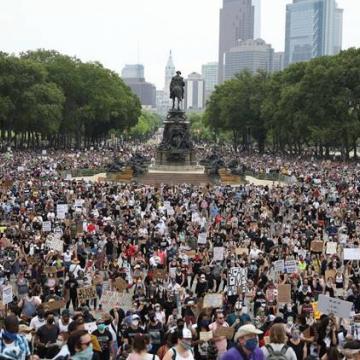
[274,260,285,273]
[2,285,13,305]
[228,267,248,296]
[84,322,97,334]
[235,248,249,256]
[77,286,97,303]
[326,242,337,255]
[277,284,291,304]
[184,250,196,258]
[318,294,352,319]
[213,247,224,261]
[344,248,360,260]
[199,331,213,342]
[284,260,297,274]
[44,266,58,274]
[42,221,52,232]
[325,269,336,281]
[42,300,65,312]
[311,240,324,253]
[203,294,223,308]
[214,326,235,339]
[46,236,63,253]
[114,277,127,292]
[198,233,207,245]
[153,269,167,280]
[100,290,123,313]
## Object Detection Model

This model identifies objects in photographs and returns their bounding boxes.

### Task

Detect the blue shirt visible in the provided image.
[221,347,264,360]
[0,332,31,360]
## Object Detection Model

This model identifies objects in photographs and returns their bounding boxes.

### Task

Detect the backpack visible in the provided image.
[265,344,289,360]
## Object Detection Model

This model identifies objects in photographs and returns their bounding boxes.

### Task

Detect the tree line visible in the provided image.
[0,50,142,149]
[205,48,360,159]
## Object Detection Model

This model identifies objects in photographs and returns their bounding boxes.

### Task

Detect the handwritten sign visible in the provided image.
[77,286,97,303]
[235,248,249,256]
[203,294,223,308]
[277,284,291,304]
[42,221,52,232]
[325,269,336,281]
[2,285,13,305]
[228,267,247,296]
[84,322,97,334]
[274,260,285,273]
[213,247,224,261]
[56,204,68,220]
[318,294,352,319]
[43,300,65,312]
[311,240,324,253]
[198,233,207,245]
[153,269,167,280]
[284,260,297,274]
[214,326,235,339]
[46,235,63,253]
[199,331,213,342]
[326,242,337,255]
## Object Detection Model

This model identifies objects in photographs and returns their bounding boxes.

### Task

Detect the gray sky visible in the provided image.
[0,0,359,89]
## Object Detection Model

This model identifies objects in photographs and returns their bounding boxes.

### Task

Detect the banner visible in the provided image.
[227,267,247,296]
[318,294,352,319]
[344,248,360,260]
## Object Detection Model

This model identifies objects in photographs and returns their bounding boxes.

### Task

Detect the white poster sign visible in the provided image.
[274,260,285,273]
[318,294,353,319]
[344,248,360,260]
[213,247,225,261]
[42,221,52,232]
[228,267,247,296]
[326,242,338,255]
[2,285,13,305]
[46,235,63,253]
[285,260,297,274]
[56,204,68,220]
[197,233,207,245]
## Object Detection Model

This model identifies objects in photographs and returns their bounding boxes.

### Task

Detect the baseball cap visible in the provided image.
[234,324,263,341]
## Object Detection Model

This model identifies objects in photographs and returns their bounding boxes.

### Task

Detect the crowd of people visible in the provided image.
[0,145,360,360]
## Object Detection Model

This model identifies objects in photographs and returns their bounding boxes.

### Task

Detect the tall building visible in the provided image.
[184,72,205,112]
[121,64,144,79]
[252,0,261,39]
[201,62,218,103]
[218,0,255,83]
[284,0,343,67]
[122,65,156,108]
[224,39,273,80]
[164,50,175,96]
[272,52,285,72]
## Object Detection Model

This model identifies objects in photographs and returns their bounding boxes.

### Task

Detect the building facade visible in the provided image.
[184,72,205,112]
[164,51,175,97]
[284,0,343,67]
[272,52,285,72]
[218,0,255,83]
[121,64,144,79]
[224,39,273,80]
[252,0,261,39]
[201,62,218,103]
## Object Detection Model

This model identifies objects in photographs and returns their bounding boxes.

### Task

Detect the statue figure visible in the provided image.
[170,71,185,111]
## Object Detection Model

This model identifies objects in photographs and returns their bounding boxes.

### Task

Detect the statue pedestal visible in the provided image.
[155,110,196,167]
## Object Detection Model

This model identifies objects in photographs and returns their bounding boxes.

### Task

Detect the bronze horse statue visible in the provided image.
[170,71,185,111]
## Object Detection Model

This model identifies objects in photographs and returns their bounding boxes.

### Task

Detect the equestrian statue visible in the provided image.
[170,71,185,111]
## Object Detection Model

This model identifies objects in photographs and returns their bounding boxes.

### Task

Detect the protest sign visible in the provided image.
[235,248,249,256]
[203,294,223,308]
[44,266,58,274]
[77,286,97,303]
[2,285,13,305]
[213,247,224,261]
[344,248,360,260]
[214,327,235,339]
[199,331,213,342]
[184,250,196,258]
[164,201,171,209]
[100,290,123,313]
[42,150,47,155]
[227,267,248,296]
[277,284,291,304]
[42,300,65,312]
[192,213,200,223]
[311,240,324,253]
[46,235,63,253]
[42,221,51,232]
[274,260,285,273]
[114,277,128,292]
[84,322,97,334]
[153,269,167,280]
[65,174,72,181]
[325,269,336,281]
[17,166,24,172]
[197,233,207,245]
[75,199,83,208]
[318,294,352,319]
[56,204,68,220]
[326,242,337,255]
[284,260,297,274]
[266,288,276,303]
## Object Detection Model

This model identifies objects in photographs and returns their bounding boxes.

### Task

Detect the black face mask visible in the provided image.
[47,318,54,325]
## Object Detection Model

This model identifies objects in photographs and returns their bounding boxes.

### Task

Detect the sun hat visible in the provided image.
[234,324,263,341]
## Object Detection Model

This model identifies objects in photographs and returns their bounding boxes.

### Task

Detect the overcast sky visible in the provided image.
[0,0,359,89]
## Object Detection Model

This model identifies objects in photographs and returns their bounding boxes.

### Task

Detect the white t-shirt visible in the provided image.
[58,318,73,333]
[261,343,297,360]
[30,316,46,331]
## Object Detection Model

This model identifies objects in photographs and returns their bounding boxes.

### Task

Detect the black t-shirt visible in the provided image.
[37,324,59,344]
[123,326,145,344]
[146,321,163,345]
[92,329,113,352]
[65,278,78,296]
[287,340,305,360]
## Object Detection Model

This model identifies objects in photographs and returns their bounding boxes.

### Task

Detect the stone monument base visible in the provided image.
[148,164,205,174]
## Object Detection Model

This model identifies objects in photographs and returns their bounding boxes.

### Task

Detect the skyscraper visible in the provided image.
[201,62,218,102]
[272,52,285,72]
[218,0,255,83]
[284,0,343,67]
[224,39,273,80]
[252,0,261,39]
[164,50,175,96]
[121,64,144,79]
[184,73,205,112]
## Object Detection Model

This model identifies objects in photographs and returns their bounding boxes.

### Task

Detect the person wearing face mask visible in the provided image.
[222,324,264,360]
[123,315,145,346]
[92,322,113,360]
[195,274,208,298]
[52,334,70,360]
[126,334,160,360]
[67,329,100,360]
[163,328,194,360]
[146,310,164,354]
[35,311,60,359]
[287,327,307,360]
[30,307,46,332]
[209,311,229,359]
